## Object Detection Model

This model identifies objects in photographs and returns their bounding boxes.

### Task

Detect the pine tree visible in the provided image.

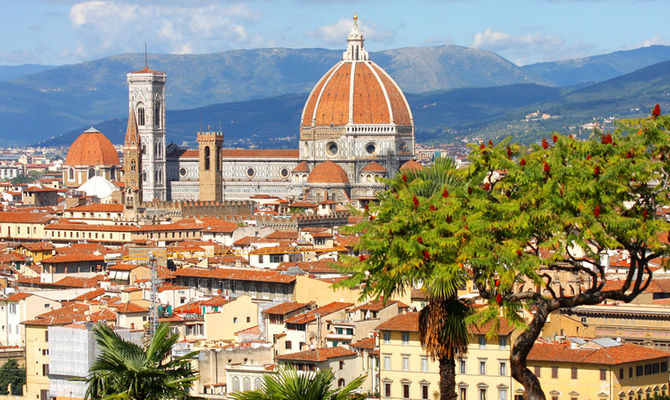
[0,359,26,395]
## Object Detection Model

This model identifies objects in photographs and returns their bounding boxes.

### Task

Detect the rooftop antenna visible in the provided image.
[144,43,148,69]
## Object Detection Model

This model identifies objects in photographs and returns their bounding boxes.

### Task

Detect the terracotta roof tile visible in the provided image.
[285,302,353,325]
[528,342,670,366]
[263,301,311,316]
[376,312,419,332]
[307,161,349,184]
[67,203,124,213]
[360,161,386,173]
[64,129,120,166]
[350,337,376,350]
[276,346,357,362]
[115,302,149,314]
[174,267,296,284]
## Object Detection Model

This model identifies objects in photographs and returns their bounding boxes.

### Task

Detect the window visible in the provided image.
[403,384,410,399]
[661,361,668,372]
[285,341,292,350]
[600,369,607,380]
[384,383,391,397]
[383,332,391,344]
[68,168,74,180]
[9,304,16,314]
[246,167,255,177]
[204,146,210,170]
[460,358,466,374]
[402,356,409,371]
[460,388,467,400]
[534,366,541,377]
[338,378,345,387]
[619,368,624,379]
[479,360,486,375]
[42,364,49,376]
[499,388,507,400]
[479,335,486,348]
[629,366,633,377]
[499,361,507,376]
[421,357,428,372]
[339,361,344,370]
[154,101,161,128]
[44,331,48,342]
[498,335,507,349]
[571,367,578,379]
[422,385,429,400]
[137,103,145,126]
[383,355,391,370]
[552,366,558,378]
[233,317,238,323]
[636,365,643,376]
[479,388,487,400]
[243,377,251,391]
[402,332,410,344]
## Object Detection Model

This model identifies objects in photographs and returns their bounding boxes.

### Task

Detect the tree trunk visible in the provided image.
[510,302,551,400]
[438,356,457,400]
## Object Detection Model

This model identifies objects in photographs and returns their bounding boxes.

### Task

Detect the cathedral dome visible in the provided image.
[65,128,120,166]
[300,16,412,129]
[307,161,349,184]
[400,160,424,172]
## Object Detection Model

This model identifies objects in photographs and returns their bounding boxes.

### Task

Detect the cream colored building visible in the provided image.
[0,292,60,347]
[0,211,53,241]
[376,312,516,400]
[527,339,670,400]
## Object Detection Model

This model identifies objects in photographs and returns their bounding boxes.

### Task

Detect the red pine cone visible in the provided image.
[364,204,369,211]
[626,150,633,159]
[601,134,613,145]
[442,188,449,198]
[506,147,512,157]
[480,143,486,150]
[488,140,493,147]
[417,236,424,244]
[423,250,431,260]
[542,137,549,149]
[402,174,407,183]
[494,278,500,287]
[483,182,491,191]
[430,204,437,211]
[543,161,550,173]
[586,154,592,161]
[468,187,472,195]
[552,135,558,143]
[594,205,601,218]
[652,104,661,118]
[496,293,503,305]
[412,196,419,208]
[359,255,368,262]
[594,166,600,176]
[520,158,526,166]
[643,209,648,219]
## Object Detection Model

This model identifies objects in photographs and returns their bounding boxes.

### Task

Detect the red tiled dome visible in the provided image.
[361,161,386,173]
[307,161,349,184]
[400,160,424,172]
[65,128,120,166]
[300,60,412,127]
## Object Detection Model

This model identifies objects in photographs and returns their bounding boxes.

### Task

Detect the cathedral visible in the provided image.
[122,15,415,208]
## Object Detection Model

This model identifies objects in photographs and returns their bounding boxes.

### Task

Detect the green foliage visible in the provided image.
[463,116,670,325]
[10,171,42,185]
[230,366,365,400]
[0,359,25,395]
[84,323,198,400]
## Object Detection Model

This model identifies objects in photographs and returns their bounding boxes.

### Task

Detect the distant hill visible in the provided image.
[3,45,543,145]
[0,64,53,82]
[521,45,670,87]
[39,84,564,148]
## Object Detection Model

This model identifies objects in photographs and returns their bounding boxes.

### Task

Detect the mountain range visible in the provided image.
[4,44,670,146]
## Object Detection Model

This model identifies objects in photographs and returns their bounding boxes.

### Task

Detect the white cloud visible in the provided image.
[471,28,593,65]
[630,35,669,48]
[310,17,395,47]
[67,1,267,60]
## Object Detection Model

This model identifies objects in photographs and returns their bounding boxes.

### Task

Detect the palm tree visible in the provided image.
[230,366,365,400]
[84,322,198,400]
[400,157,472,400]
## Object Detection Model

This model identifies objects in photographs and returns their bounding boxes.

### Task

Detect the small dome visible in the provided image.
[292,161,310,173]
[361,161,386,173]
[400,160,424,172]
[307,161,349,184]
[77,176,117,199]
[65,128,120,166]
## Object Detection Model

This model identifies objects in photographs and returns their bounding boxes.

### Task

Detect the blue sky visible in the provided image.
[1,0,669,66]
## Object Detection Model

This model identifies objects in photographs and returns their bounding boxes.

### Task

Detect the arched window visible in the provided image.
[88,168,95,179]
[141,143,146,155]
[204,146,210,170]
[243,377,251,392]
[110,166,115,180]
[231,377,240,392]
[142,170,146,182]
[137,103,145,126]
[131,160,136,172]
[68,168,74,181]
[154,101,161,128]
[254,378,262,390]
[338,378,345,387]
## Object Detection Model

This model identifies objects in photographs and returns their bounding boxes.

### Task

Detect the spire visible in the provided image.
[125,108,140,146]
[342,13,369,61]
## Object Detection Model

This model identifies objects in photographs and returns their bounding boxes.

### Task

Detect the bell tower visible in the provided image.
[127,61,167,202]
[197,131,224,202]
[123,108,141,218]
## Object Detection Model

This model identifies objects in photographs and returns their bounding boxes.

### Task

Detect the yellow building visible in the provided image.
[376,312,516,400]
[0,211,53,241]
[204,295,258,341]
[527,339,670,400]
